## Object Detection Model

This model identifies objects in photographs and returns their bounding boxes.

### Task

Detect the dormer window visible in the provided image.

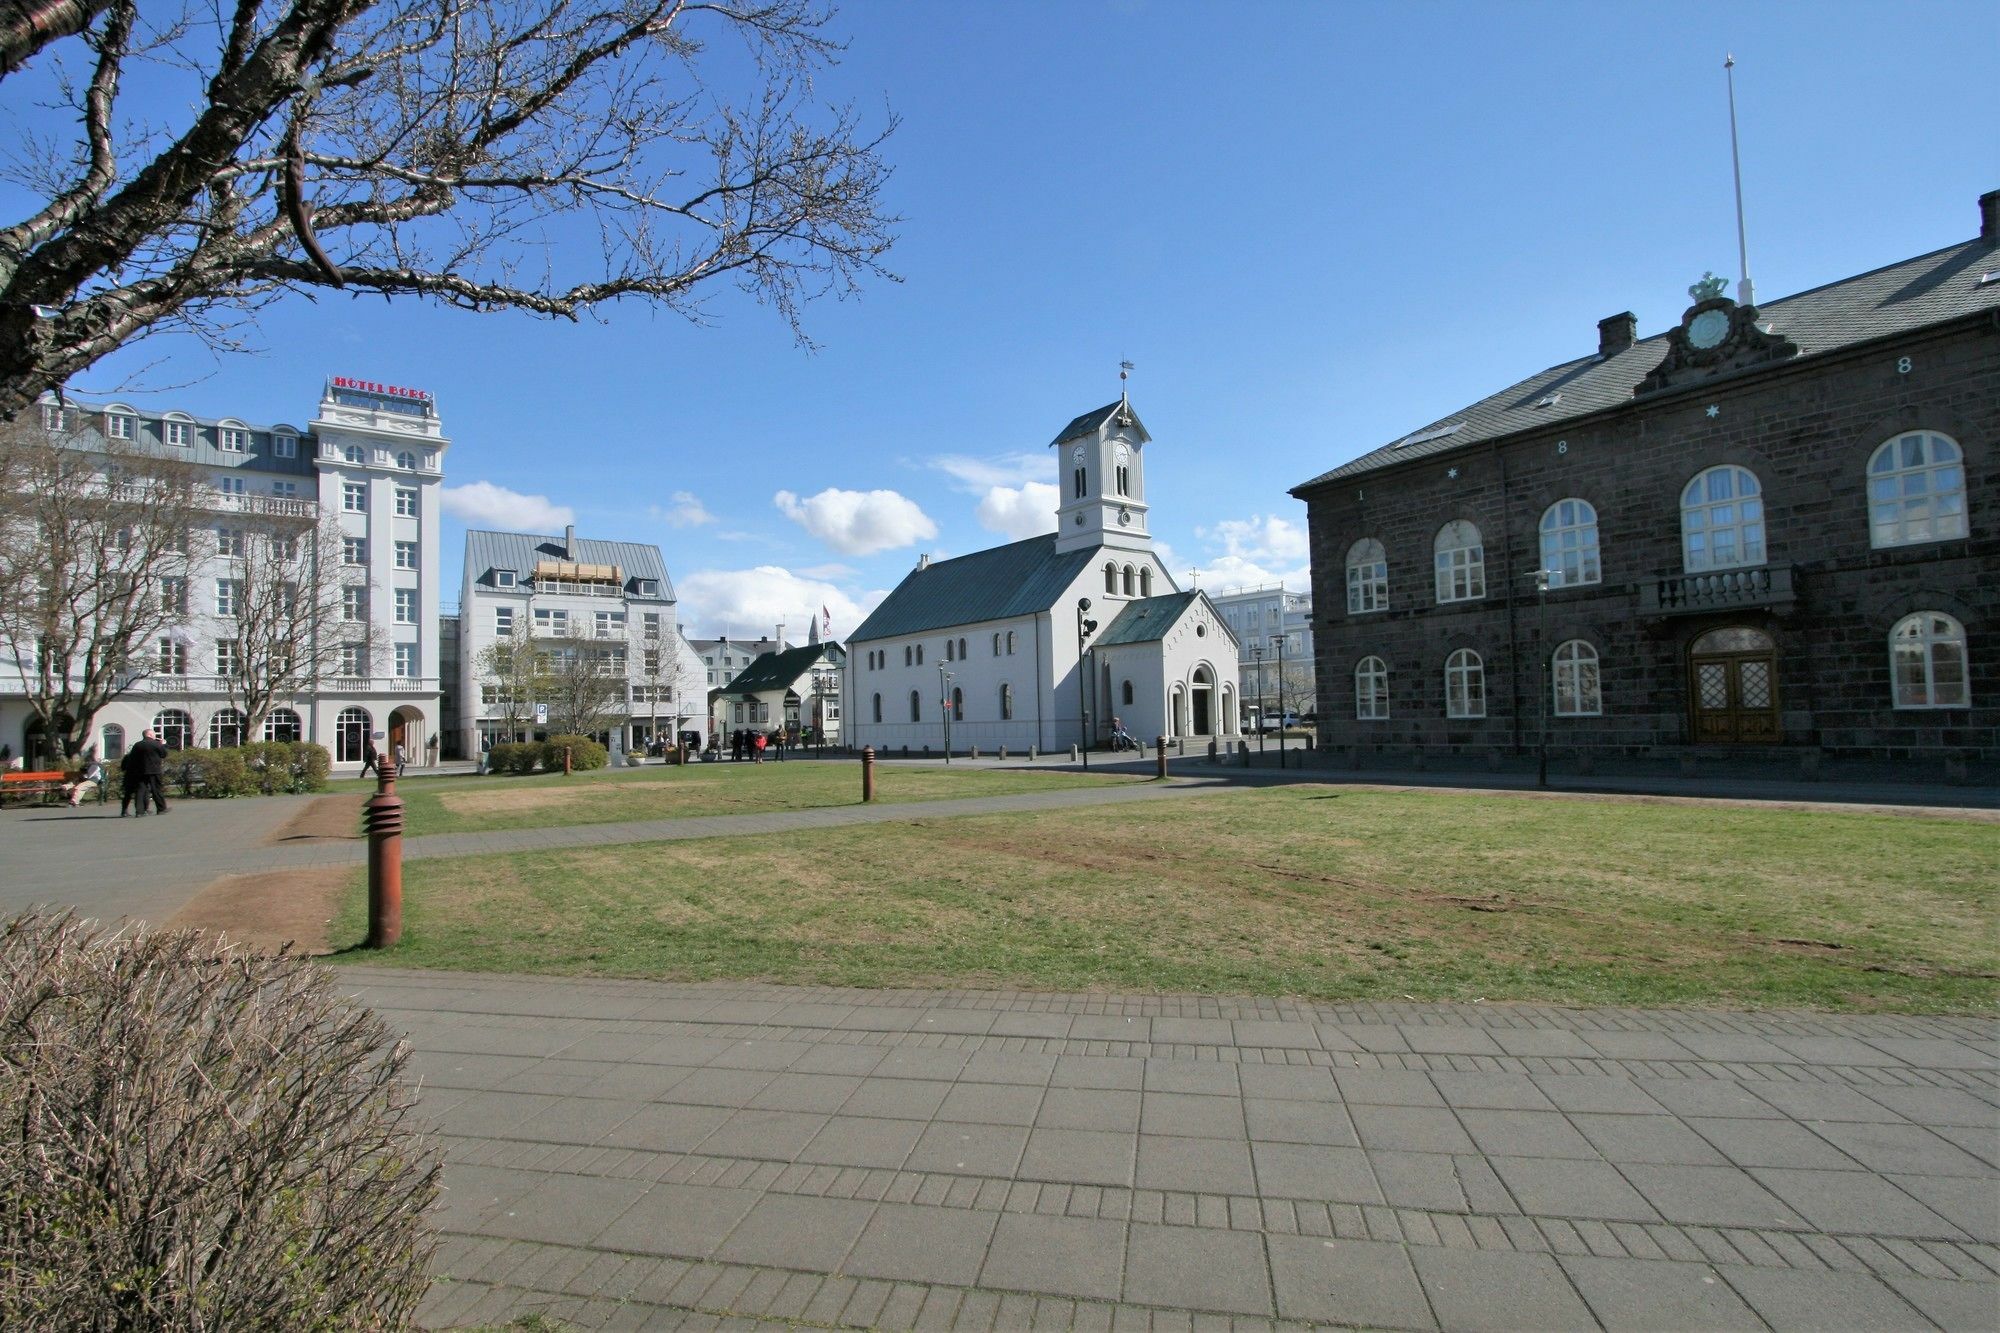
[396,450,416,470]
[219,426,247,452]
[635,578,659,596]
[343,444,364,464]
[494,569,517,589]
[105,411,135,440]
[273,431,297,458]
[163,415,193,446]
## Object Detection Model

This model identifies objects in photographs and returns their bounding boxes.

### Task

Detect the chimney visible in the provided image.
[564,523,577,558]
[1597,312,1638,358]
[1981,189,1999,247]
[917,553,930,571]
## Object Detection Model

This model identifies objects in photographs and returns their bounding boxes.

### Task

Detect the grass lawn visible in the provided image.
[335,786,2000,1012]
[326,760,1136,837]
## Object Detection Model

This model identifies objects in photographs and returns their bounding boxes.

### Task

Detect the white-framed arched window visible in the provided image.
[1000,683,1013,720]
[992,633,1001,655]
[1105,562,1118,594]
[909,690,921,722]
[1006,630,1016,654]
[1553,640,1602,717]
[1122,565,1136,596]
[1139,568,1152,596]
[335,707,370,762]
[1890,613,1968,708]
[1869,432,1967,549]
[343,444,364,464]
[1346,538,1388,614]
[1355,656,1389,720]
[1445,649,1485,719]
[1433,521,1485,603]
[872,693,882,723]
[264,708,303,742]
[396,450,417,470]
[153,709,193,750]
[1681,465,1765,572]
[209,708,247,748]
[1539,499,1601,588]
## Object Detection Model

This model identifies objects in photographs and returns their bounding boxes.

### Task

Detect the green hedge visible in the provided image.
[541,735,608,771]
[488,742,541,775]
[161,741,332,798]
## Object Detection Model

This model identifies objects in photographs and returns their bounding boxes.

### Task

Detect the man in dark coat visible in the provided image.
[118,741,149,816]
[130,728,170,814]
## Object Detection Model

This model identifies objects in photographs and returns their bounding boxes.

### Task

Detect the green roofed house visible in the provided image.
[712,638,846,745]
[845,398,1241,753]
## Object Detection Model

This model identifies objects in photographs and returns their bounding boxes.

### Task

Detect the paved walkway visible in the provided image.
[349,968,1999,1330]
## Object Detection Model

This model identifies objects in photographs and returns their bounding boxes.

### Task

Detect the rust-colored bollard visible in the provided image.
[1155,736,1168,781]
[861,746,876,802]
[563,744,573,776]
[364,766,405,948]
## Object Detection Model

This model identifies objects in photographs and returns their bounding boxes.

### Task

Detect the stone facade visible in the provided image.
[1295,208,1998,775]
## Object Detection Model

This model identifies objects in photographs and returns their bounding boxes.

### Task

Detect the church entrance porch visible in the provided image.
[1689,626,1780,744]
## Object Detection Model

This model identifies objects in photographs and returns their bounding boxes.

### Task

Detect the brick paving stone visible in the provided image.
[980,1213,1127,1301]
[1123,1224,1272,1317]
[1410,1246,1596,1330]
[1720,1265,1933,1330]
[845,1204,1000,1288]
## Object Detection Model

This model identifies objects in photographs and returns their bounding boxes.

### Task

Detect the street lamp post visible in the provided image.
[1535,569,1552,789]
[1249,645,1266,758]
[1076,598,1097,770]
[1271,632,1287,771]
[938,664,954,763]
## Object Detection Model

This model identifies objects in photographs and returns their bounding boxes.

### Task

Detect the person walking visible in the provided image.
[131,728,170,815]
[360,735,378,777]
[118,743,147,816]
[752,730,766,763]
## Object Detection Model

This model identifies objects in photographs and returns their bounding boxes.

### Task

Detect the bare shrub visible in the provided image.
[0,912,440,1329]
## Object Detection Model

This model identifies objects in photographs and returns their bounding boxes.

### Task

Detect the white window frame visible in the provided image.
[164,417,192,446]
[494,606,515,636]
[273,432,297,459]
[342,586,367,622]
[394,588,417,624]
[273,480,297,498]
[394,487,418,517]
[1433,520,1486,603]
[342,536,367,565]
[158,639,188,675]
[1345,538,1388,614]
[1890,612,1969,709]
[216,641,240,677]
[494,568,517,588]
[105,412,135,440]
[215,578,241,617]
[1680,465,1765,572]
[1355,656,1389,720]
[1445,649,1485,719]
[215,526,245,557]
[1868,431,1967,549]
[1539,498,1601,588]
[1553,639,1602,717]
[394,643,418,678]
[396,451,417,470]
[216,475,246,496]
[394,540,418,570]
[339,643,367,676]
[219,427,247,453]
[41,404,65,431]
[343,481,367,513]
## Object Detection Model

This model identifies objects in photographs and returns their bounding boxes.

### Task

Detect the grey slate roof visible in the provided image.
[720,644,840,697]
[463,529,675,600]
[1096,592,1200,647]
[849,535,1098,642]
[1292,234,2000,493]
[1050,400,1149,446]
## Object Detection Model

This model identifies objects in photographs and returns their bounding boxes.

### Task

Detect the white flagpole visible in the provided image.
[1726,54,1755,307]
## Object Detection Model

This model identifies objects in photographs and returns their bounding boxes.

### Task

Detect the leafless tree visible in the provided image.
[540,633,627,737]
[0,410,208,757]
[220,508,354,737]
[473,616,538,740]
[0,0,899,419]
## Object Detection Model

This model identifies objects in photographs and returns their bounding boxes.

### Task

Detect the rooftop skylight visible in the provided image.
[1391,422,1463,449]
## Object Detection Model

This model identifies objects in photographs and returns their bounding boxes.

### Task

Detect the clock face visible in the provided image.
[1117,508,1131,526]
[1688,309,1730,350]
[1071,444,1086,465]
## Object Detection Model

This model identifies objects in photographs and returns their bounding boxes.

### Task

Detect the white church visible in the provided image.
[843,398,1241,753]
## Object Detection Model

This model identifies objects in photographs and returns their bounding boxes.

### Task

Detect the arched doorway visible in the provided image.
[1190,666,1215,736]
[387,706,426,767]
[1169,684,1186,739]
[1220,685,1235,735]
[1689,626,1779,743]
[335,707,371,763]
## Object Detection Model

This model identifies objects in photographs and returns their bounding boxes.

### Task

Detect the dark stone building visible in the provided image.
[1291,190,2000,778]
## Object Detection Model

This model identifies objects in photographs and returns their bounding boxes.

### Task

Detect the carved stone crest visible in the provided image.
[1636,290,1798,396]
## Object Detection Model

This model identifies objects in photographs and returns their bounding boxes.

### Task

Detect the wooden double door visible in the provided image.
[1690,626,1779,744]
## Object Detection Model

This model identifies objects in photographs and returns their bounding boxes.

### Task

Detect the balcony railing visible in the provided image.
[123,675,439,694]
[530,578,625,598]
[1639,563,1795,617]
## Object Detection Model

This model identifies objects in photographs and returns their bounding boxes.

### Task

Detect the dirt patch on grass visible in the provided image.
[266,794,363,844]
[166,866,352,955]
[438,787,593,815]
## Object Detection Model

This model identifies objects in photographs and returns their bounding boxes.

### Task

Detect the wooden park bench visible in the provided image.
[1,770,71,807]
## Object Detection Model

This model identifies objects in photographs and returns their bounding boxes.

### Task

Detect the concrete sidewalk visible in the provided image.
[352,968,2000,1331]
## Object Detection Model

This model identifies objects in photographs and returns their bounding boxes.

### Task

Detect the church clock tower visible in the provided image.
[1052,395,1153,556]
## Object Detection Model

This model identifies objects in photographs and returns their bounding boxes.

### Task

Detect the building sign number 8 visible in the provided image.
[1898,356,1913,375]
[1557,440,1568,455]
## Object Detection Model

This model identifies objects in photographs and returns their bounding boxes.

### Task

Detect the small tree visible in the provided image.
[0,411,208,757]
[474,618,540,740]
[222,509,352,738]
[540,634,627,738]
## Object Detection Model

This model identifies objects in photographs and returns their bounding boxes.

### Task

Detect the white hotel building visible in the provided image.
[4,378,446,768]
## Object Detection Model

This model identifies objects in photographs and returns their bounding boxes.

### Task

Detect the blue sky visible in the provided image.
[9,2,1996,639]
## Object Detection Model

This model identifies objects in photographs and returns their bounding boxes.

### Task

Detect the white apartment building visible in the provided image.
[458,527,705,754]
[1209,583,1316,724]
[844,399,1241,753]
[5,378,447,768]
[687,635,790,690]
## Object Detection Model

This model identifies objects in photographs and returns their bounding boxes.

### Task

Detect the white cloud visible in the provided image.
[796,561,858,580]
[974,481,1060,540]
[676,566,888,641]
[929,452,1048,491]
[1187,514,1312,594]
[774,487,937,556]
[652,491,715,528]
[441,480,574,532]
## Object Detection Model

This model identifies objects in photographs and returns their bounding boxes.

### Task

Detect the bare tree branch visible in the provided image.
[0,0,898,418]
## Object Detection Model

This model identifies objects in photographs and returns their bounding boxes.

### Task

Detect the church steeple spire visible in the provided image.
[1050,391,1153,556]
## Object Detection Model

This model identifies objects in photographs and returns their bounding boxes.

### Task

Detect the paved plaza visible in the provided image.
[357,968,1999,1331]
